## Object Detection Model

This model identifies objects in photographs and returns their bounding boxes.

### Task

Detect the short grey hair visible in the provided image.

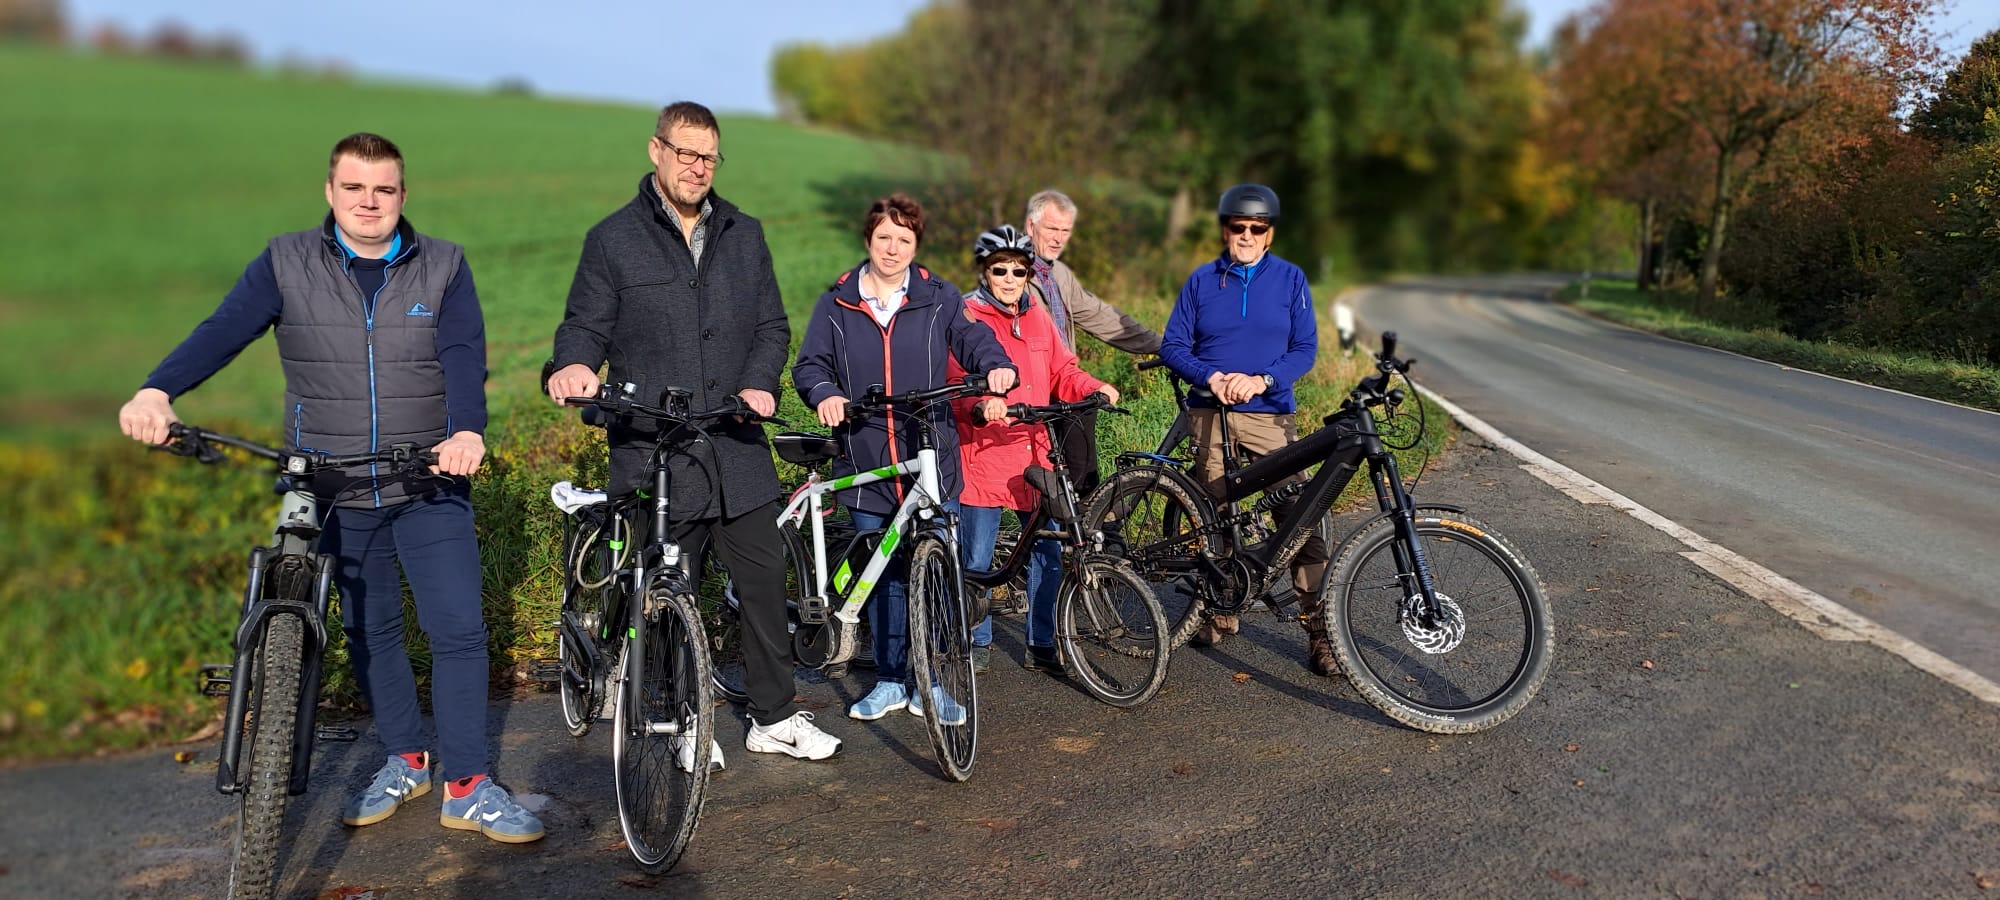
[1024,189,1077,226]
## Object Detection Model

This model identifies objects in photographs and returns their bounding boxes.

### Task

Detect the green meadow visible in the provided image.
[0,48,1447,759]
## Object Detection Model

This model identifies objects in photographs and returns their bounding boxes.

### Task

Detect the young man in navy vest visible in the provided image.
[118,133,544,843]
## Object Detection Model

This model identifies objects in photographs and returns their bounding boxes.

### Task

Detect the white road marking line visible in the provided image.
[1420,386,2000,707]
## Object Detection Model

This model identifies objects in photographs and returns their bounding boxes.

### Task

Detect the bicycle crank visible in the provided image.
[1400,593,1467,654]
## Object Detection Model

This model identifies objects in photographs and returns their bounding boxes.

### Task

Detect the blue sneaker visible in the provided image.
[439,777,545,844]
[908,683,968,727]
[849,681,910,720]
[342,753,431,827]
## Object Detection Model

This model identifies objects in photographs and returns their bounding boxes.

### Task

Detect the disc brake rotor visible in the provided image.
[1400,593,1466,654]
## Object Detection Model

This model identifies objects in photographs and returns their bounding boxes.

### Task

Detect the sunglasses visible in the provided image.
[1226,222,1272,236]
[988,265,1031,278]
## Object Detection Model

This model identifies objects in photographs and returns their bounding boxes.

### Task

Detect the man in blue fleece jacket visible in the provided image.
[1158,183,1334,676]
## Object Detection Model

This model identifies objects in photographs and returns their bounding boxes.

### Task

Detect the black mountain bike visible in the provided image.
[162,424,439,900]
[1082,333,1554,733]
[549,383,768,872]
[959,395,1171,707]
[1117,356,1337,645]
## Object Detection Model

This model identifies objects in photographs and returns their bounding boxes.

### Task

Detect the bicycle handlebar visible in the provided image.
[562,385,791,430]
[1136,357,1169,372]
[1003,393,1131,423]
[161,423,439,475]
[841,374,990,423]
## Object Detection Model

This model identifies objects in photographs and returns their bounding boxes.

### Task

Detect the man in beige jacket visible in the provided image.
[1023,189,1161,495]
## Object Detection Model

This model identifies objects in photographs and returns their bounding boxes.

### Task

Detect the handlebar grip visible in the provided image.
[1136,358,1167,371]
[963,372,989,393]
[1379,331,1398,360]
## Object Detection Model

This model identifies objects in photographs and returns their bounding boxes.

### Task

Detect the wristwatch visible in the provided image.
[1260,373,1275,391]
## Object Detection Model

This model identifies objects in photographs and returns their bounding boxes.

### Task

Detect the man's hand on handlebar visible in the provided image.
[737,388,776,420]
[431,431,486,476]
[119,388,180,446]
[985,367,1017,394]
[546,363,600,406]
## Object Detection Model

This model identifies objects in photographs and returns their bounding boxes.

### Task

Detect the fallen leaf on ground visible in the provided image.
[1584,587,1601,592]
[316,887,375,900]
[175,717,224,744]
[1640,660,1654,669]
[1974,872,1994,890]
[619,875,660,889]
[976,818,1018,832]
[1573,779,1585,786]
[599,840,628,853]
[1231,672,1252,684]
[1563,743,1580,752]
[1171,761,1194,775]
[1547,869,1588,888]
[173,751,194,764]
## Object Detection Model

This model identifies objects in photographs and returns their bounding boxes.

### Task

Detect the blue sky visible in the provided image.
[70,1,1992,115]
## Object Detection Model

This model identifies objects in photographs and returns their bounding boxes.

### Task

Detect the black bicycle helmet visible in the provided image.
[973,224,1034,265]
[1217,183,1280,222]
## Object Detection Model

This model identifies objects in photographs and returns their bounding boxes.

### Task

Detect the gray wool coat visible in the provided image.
[552,174,790,519]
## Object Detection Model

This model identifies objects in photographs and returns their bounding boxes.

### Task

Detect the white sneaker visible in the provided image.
[673,731,725,773]
[744,711,842,760]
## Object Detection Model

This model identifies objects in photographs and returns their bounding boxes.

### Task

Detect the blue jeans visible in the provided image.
[959,505,1063,649]
[846,499,958,683]
[322,484,490,780]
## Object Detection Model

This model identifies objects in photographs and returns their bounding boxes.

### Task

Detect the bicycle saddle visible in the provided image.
[773,432,839,465]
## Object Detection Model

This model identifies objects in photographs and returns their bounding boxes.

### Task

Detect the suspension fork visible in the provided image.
[1371,455,1444,620]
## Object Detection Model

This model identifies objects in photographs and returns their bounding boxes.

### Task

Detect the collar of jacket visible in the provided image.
[830,260,945,312]
[318,211,419,267]
[1212,251,1270,287]
[968,283,1036,318]
[634,172,735,236]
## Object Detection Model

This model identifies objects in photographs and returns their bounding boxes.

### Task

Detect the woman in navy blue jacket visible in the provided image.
[792,193,1016,722]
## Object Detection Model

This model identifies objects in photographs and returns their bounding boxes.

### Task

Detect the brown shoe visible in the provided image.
[1305,632,1339,677]
[1192,614,1240,647]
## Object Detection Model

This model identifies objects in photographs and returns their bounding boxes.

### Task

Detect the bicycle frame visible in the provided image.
[777,446,951,629]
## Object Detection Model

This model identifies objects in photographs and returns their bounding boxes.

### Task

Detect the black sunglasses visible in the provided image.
[988,265,1031,278]
[1226,222,1272,236]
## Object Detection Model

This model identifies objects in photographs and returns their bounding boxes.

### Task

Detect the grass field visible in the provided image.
[0,48,1450,760]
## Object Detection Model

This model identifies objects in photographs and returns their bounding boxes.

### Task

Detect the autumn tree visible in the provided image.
[1554,0,1939,309]
[1910,28,2000,147]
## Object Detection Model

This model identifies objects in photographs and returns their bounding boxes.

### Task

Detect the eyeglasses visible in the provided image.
[988,265,1031,278]
[655,136,724,169]
[1226,222,1271,236]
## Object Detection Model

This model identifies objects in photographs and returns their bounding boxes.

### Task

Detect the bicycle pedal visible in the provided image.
[198,664,233,697]
[527,658,563,684]
[315,725,360,743]
[798,593,830,625]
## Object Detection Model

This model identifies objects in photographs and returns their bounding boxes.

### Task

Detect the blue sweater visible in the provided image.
[144,229,488,436]
[1158,252,1317,414]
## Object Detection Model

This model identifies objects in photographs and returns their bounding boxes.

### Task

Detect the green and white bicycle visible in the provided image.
[713,377,990,781]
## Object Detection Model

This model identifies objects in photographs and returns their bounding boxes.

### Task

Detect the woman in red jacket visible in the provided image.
[948,225,1120,672]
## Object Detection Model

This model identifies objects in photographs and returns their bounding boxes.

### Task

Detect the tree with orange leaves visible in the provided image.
[1552,0,1940,308]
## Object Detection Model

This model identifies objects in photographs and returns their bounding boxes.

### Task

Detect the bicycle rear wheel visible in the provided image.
[613,587,714,873]
[1057,557,1170,707]
[1080,465,1214,648]
[907,533,977,781]
[227,560,310,900]
[558,520,612,735]
[1322,512,1553,734]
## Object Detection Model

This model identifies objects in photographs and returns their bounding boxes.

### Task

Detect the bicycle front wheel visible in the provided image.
[1057,557,1170,707]
[907,533,977,781]
[613,588,714,873]
[1322,512,1553,734]
[228,607,304,900]
[1080,465,1214,648]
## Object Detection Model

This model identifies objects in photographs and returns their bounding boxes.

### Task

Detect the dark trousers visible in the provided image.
[323,484,490,780]
[678,499,798,726]
[1055,406,1102,497]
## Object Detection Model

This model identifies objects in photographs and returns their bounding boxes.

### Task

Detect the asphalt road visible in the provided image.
[4,438,1997,898]
[1351,275,2000,687]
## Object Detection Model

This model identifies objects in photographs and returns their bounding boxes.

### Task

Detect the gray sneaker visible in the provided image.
[439,778,545,843]
[342,753,432,827]
[971,645,992,674]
